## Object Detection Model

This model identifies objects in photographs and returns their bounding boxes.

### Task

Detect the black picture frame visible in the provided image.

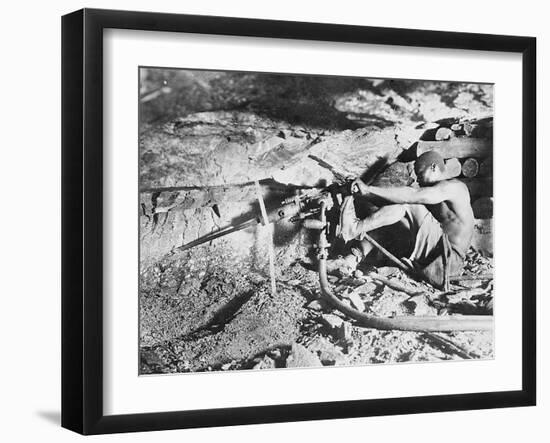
[61,8,536,435]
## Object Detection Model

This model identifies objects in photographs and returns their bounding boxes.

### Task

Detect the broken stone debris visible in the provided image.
[306,336,347,366]
[139,73,495,373]
[400,294,438,316]
[252,355,276,370]
[306,299,328,312]
[338,321,354,344]
[285,343,322,368]
[342,289,366,312]
[321,313,344,330]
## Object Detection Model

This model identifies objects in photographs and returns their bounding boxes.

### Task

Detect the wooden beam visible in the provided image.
[472,197,494,219]
[460,178,493,200]
[479,157,493,177]
[472,218,493,256]
[417,137,492,159]
[461,158,480,178]
[445,158,461,178]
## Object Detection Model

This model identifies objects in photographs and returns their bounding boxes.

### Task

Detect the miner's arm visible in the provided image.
[353,179,452,205]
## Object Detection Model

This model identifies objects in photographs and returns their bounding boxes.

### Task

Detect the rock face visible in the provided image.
[140,111,419,188]
[138,74,495,270]
[138,71,495,374]
[138,112,420,271]
[286,343,322,368]
[138,184,294,271]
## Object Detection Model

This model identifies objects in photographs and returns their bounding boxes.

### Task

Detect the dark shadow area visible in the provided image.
[194,289,256,336]
[140,289,258,373]
[398,142,418,162]
[342,112,396,129]
[140,69,394,131]
[213,72,379,131]
[175,289,257,342]
[359,156,395,185]
[36,410,60,426]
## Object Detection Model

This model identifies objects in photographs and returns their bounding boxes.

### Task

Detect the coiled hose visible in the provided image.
[316,201,493,332]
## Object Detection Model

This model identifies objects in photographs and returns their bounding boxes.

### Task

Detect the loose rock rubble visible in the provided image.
[139,70,494,374]
[140,256,494,374]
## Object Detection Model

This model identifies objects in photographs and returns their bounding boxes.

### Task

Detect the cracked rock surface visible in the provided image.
[139,69,494,374]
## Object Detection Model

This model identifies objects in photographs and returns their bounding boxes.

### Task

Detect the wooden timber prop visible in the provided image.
[461,158,480,178]
[411,117,494,254]
[472,197,494,219]
[416,137,491,159]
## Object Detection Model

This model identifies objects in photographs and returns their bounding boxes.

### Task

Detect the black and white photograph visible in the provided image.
[138,68,495,374]
[1,0,545,439]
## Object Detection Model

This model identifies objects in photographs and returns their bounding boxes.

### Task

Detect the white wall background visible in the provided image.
[0,1,545,441]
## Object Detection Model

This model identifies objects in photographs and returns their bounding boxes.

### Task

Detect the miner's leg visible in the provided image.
[358,239,374,257]
[339,196,407,242]
[329,198,407,276]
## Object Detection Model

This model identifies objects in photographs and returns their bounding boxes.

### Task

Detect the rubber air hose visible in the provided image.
[316,201,493,332]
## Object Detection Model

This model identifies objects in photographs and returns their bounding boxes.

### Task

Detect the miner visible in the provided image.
[330,150,474,289]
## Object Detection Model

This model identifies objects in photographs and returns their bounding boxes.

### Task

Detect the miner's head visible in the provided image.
[414,150,446,186]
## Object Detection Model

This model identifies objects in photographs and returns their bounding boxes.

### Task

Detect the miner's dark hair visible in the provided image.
[414,150,445,175]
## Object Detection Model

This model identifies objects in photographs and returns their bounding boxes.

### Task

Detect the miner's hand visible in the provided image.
[351,178,370,196]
